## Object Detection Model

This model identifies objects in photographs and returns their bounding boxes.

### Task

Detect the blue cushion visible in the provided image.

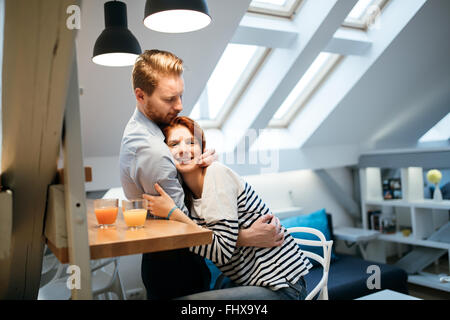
[205,258,222,290]
[281,208,337,265]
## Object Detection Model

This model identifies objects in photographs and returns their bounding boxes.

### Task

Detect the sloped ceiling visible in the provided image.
[76,0,251,158]
[72,0,450,189]
[303,0,450,150]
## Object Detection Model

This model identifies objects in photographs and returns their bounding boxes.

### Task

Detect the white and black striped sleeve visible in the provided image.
[190,163,241,266]
[190,219,239,265]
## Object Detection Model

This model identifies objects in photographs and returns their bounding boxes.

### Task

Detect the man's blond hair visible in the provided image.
[132,49,184,96]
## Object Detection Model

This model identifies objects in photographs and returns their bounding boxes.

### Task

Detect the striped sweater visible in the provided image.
[188,162,312,291]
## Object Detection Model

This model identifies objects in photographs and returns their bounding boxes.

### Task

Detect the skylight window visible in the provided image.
[419,113,450,143]
[247,0,302,18]
[347,0,373,20]
[269,52,341,128]
[190,44,268,128]
[253,0,287,5]
[342,0,389,30]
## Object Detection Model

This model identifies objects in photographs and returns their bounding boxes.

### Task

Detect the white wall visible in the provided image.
[243,167,355,228]
[84,156,121,192]
[248,166,358,256]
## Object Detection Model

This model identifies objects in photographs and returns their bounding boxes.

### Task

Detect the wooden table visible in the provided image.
[47,200,212,264]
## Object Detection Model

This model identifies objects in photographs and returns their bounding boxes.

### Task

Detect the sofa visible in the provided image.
[206,210,409,300]
[304,213,409,300]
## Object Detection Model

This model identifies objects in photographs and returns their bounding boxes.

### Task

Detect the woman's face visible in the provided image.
[166,125,203,173]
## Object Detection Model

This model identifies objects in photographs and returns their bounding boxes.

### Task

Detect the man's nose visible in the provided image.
[174,96,183,112]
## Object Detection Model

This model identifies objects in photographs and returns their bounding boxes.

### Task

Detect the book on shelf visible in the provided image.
[382,178,402,200]
[368,210,381,231]
[368,211,396,233]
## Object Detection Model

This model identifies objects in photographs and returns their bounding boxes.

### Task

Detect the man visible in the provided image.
[119,49,284,300]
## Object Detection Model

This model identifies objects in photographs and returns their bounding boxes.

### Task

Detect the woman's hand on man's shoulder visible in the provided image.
[197,148,218,167]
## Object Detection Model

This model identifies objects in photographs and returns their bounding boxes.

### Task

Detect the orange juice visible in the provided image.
[123,209,147,227]
[94,207,118,225]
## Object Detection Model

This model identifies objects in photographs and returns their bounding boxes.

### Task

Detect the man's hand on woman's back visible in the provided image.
[236,214,285,248]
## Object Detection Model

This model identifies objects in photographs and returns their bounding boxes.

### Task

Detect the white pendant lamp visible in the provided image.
[143,0,212,33]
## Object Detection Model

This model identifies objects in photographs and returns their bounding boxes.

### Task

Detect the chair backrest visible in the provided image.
[39,254,123,300]
[287,227,333,300]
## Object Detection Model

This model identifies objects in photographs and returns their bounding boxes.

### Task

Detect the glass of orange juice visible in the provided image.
[122,199,148,230]
[94,199,119,229]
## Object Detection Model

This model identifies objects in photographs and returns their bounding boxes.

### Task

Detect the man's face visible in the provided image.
[140,75,184,125]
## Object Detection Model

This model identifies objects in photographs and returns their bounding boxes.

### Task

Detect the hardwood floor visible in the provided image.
[408,283,450,300]
[390,254,450,300]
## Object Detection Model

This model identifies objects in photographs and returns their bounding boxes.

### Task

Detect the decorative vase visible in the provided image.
[433,184,443,201]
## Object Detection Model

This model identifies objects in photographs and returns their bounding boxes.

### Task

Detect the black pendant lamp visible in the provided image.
[143,0,211,33]
[93,1,142,67]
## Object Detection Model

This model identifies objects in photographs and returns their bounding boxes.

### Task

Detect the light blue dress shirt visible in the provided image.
[119,108,188,214]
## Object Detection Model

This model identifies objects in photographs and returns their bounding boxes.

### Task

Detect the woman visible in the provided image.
[143,116,312,300]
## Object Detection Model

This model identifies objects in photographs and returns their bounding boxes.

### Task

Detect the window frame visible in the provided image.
[192,46,271,129]
[268,53,343,128]
[247,0,303,19]
[419,112,450,144]
[342,0,389,31]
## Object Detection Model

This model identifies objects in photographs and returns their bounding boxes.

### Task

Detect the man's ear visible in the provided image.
[134,88,146,103]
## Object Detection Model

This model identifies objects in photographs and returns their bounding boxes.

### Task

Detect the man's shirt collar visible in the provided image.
[133,108,165,141]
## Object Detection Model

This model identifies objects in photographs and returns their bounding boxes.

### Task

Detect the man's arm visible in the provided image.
[133,145,189,215]
[236,214,285,248]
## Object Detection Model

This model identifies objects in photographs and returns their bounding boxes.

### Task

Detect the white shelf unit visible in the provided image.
[359,166,450,292]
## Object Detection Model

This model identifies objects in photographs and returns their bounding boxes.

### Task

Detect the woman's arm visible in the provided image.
[166,208,200,228]
[143,184,200,229]
[144,182,284,249]
[144,183,238,265]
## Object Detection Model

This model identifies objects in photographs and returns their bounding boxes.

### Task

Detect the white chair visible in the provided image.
[91,257,125,300]
[38,254,125,300]
[40,246,67,288]
[287,227,333,300]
